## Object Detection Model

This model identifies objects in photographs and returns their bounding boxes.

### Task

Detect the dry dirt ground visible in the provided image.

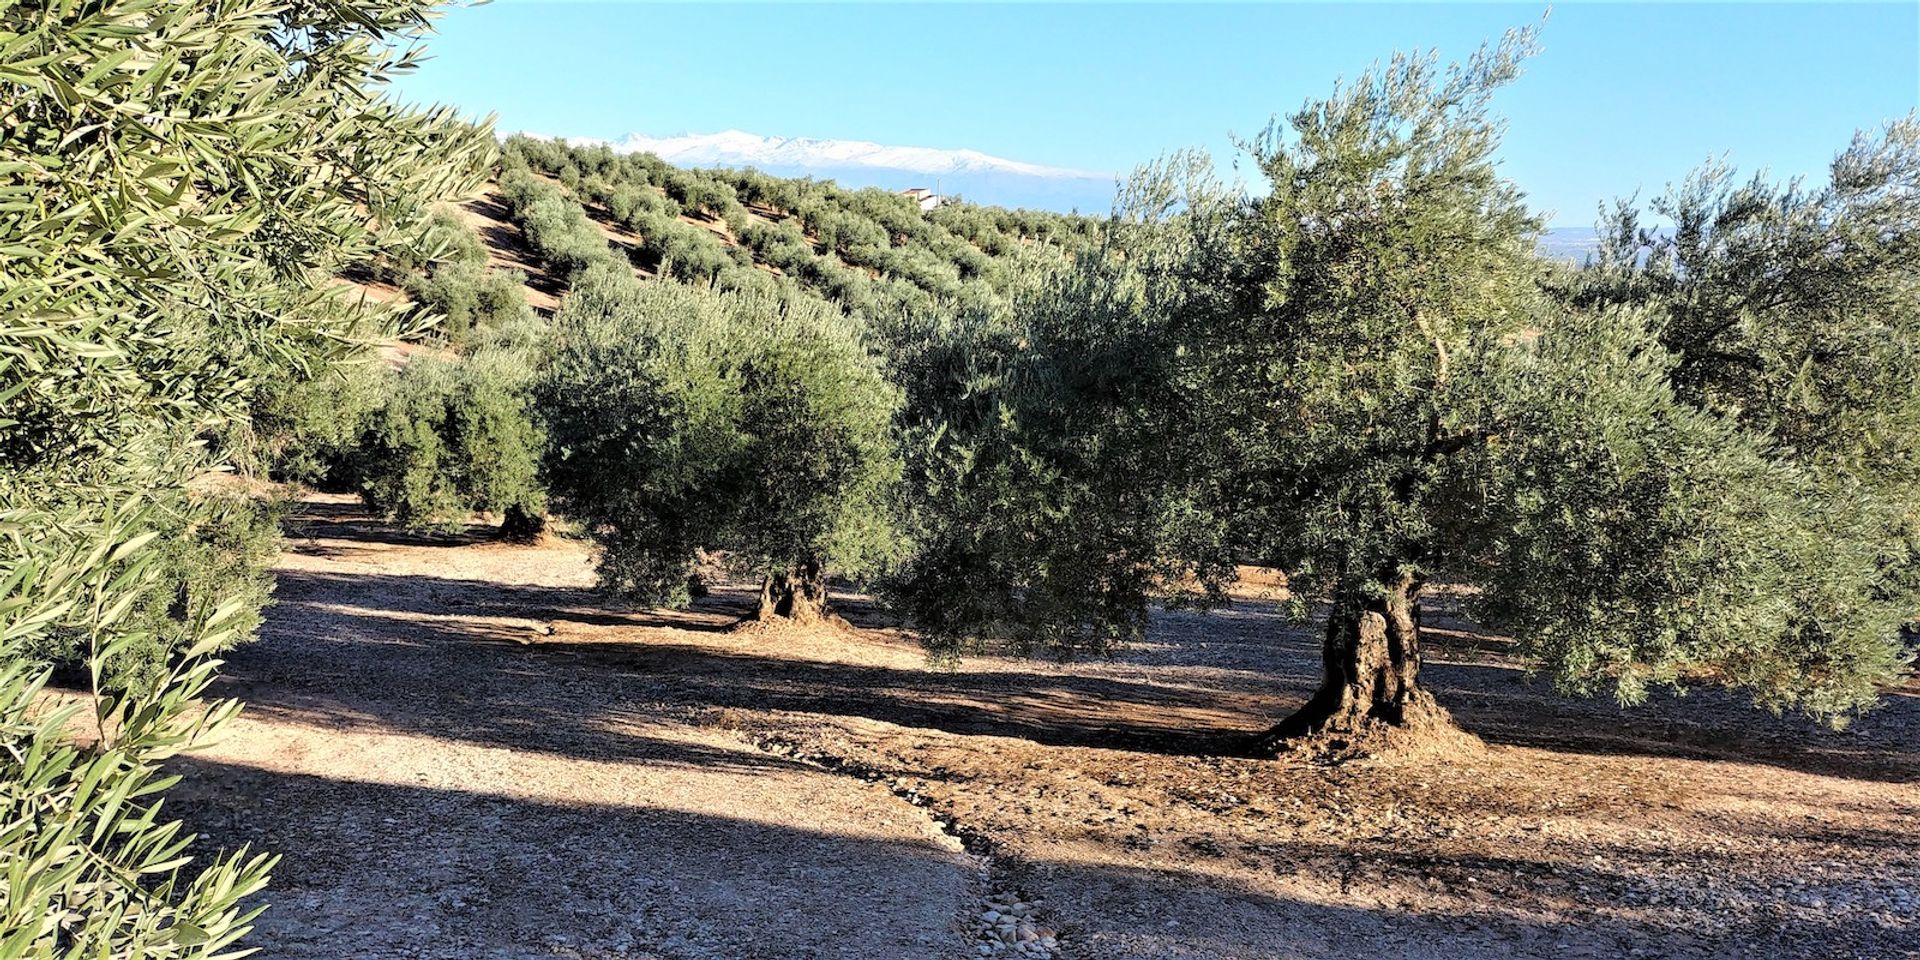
[171,494,1920,960]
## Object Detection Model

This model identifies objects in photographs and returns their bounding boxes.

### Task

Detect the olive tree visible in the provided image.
[905,31,1917,752]
[539,267,902,622]
[1220,38,1912,744]
[355,323,550,540]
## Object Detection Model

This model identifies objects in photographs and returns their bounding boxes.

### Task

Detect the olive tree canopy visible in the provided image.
[897,29,1918,753]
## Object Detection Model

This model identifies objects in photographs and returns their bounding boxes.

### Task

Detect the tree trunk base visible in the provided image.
[1246,572,1479,760]
[737,562,850,631]
[1246,689,1474,760]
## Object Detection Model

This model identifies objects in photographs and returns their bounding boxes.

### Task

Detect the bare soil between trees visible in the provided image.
[170,494,1920,959]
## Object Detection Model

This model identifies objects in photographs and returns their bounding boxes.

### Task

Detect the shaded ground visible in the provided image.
[174,494,1920,959]
[171,496,979,960]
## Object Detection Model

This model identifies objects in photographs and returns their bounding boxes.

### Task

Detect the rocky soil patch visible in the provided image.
[971,893,1059,957]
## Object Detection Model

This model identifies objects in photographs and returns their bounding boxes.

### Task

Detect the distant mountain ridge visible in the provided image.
[527,128,1120,213]
[576,129,1110,181]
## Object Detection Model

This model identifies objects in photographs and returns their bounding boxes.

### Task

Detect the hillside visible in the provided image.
[495,136,1100,317]
[339,135,1110,368]
[389,140,1605,337]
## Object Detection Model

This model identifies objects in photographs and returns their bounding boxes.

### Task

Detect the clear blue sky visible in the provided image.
[392,1,1920,226]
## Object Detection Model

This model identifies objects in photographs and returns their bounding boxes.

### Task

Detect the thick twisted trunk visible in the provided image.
[754,558,830,624]
[1252,571,1457,755]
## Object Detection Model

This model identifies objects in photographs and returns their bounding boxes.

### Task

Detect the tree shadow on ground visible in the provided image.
[233,569,1259,761]
[238,565,1920,783]
[1005,842,1901,960]
[270,567,725,632]
[281,499,504,552]
[161,758,1891,960]
[1425,658,1920,784]
[164,758,975,960]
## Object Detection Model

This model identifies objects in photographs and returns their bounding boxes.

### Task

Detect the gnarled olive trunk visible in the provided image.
[754,558,829,623]
[1252,571,1456,754]
[499,504,546,543]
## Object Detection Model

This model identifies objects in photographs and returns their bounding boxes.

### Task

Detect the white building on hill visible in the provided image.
[902,187,944,212]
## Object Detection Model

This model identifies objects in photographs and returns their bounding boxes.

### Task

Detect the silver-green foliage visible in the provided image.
[1,0,489,950]
[539,266,903,605]
[410,261,535,345]
[1529,113,1920,714]
[888,161,1234,657]
[500,169,620,279]
[2,508,277,956]
[355,332,550,535]
[904,30,1915,725]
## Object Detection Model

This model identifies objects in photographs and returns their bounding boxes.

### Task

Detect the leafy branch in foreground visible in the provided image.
[1,0,491,950]
[1,506,276,958]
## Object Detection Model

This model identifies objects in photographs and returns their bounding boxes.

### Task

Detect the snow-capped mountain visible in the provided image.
[584,129,1108,180]
[527,129,1119,213]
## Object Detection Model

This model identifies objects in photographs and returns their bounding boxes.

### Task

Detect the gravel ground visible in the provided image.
[171,494,1920,959]
[170,496,980,959]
